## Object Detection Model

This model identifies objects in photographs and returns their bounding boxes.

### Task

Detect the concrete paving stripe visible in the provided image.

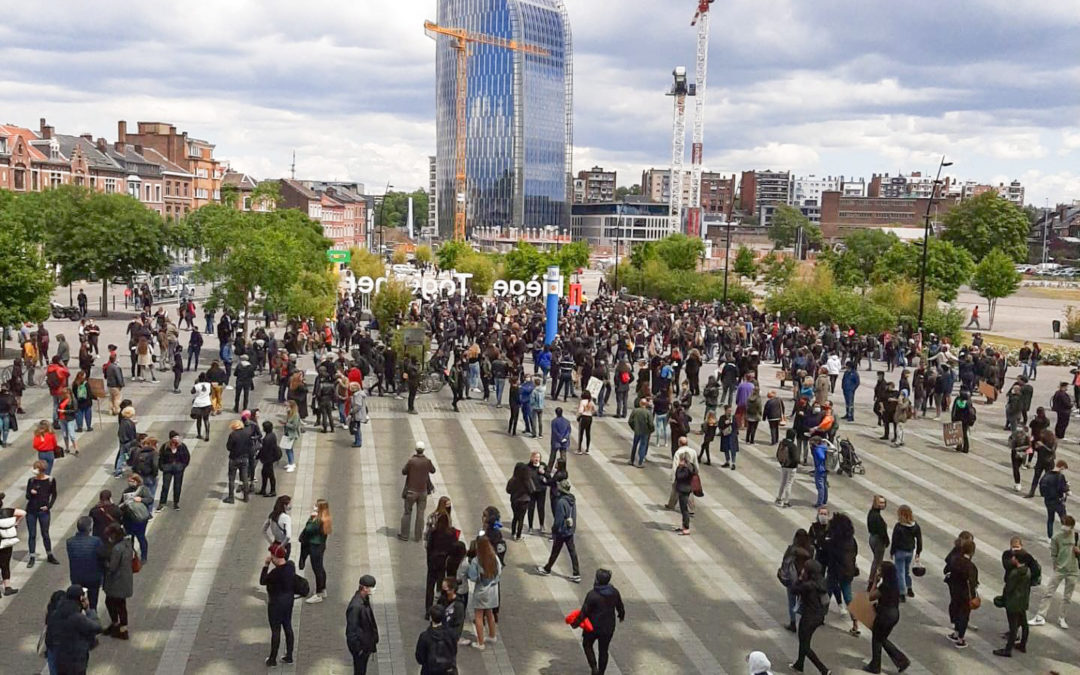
[152,421,246,675]
[575,421,797,662]
[509,425,727,675]
[842,428,1041,546]
[0,420,179,621]
[598,419,944,674]
[275,427,318,674]
[363,425,408,675]
[459,420,627,675]
[410,417,517,675]
[730,440,1021,673]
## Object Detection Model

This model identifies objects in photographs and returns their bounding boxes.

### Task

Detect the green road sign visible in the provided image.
[327,249,352,264]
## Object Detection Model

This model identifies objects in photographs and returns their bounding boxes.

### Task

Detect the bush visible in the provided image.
[606,259,750,304]
[1064,306,1080,339]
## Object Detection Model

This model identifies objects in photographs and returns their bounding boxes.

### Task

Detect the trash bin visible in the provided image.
[1053,319,1061,339]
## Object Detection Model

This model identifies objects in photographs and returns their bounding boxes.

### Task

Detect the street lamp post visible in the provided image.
[721,215,732,303]
[916,156,952,335]
[377,181,394,256]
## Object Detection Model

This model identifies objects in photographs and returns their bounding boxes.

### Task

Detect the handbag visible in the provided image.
[969,594,981,610]
[189,407,200,420]
[54,444,65,459]
[132,554,142,574]
[689,473,704,498]
[8,413,17,432]
[992,595,1006,608]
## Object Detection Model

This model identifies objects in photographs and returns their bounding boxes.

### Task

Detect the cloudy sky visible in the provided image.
[3,0,1078,205]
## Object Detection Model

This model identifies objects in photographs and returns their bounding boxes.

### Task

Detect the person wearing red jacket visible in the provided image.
[45,356,70,429]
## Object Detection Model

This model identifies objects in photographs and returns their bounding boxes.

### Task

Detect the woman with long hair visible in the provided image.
[576,390,596,454]
[466,536,502,650]
[299,499,332,603]
[24,459,59,568]
[282,401,302,472]
[32,420,59,476]
[102,522,134,640]
[864,560,910,673]
[790,559,830,674]
[824,511,861,636]
[190,373,212,441]
[206,360,226,415]
[121,473,152,562]
[71,371,93,433]
[425,510,458,614]
[506,462,532,541]
[890,505,923,601]
[263,495,293,558]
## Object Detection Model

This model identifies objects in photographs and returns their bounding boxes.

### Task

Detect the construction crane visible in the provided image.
[424,20,550,241]
[667,66,695,234]
[687,0,715,238]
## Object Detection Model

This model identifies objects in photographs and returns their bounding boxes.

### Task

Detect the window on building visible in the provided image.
[90,176,96,189]
[104,178,118,194]
[32,171,39,191]
[182,183,188,197]
[13,168,25,190]
[196,168,208,178]
[155,185,162,202]
[243,196,252,210]
[145,184,151,201]
[128,182,139,199]
[49,172,62,189]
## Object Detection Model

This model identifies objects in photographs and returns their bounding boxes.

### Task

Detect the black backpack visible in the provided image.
[293,575,310,598]
[46,369,61,390]
[135,450,158,477]
[428,631,457,672]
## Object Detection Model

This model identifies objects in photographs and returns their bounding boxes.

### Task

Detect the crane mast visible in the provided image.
[687,0,713,238]
[667,66,694,235]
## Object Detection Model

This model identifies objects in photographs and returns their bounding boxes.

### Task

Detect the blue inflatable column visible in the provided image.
[544,265,561,345]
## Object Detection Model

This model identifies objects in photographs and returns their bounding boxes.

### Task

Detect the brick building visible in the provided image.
[819,190,958,240]
[575,166,616,203]
[118,121,222,209]
[141,148,193,221]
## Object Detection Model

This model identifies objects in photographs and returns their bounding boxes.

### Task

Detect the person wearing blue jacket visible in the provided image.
[536,479,580,583]
[529,377,546,439]
[811,435,829,508]
[549,407,572,468]
[841,361,860,422]
[519,378,535,437]
[66,516,104,612]
[536,348,552,383]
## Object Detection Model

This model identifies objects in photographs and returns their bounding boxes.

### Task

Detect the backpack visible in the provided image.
[1039,473,1062,501]
[289,371,304,392]
[620,371,631,385]
[428,631,457,672]
[777,552,797,587]
[776,440,792,466]
[46,369,61,390]
[293,575,311,598]
[135,450,158,477]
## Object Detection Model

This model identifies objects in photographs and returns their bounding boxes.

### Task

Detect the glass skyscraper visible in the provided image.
[435,0,572,239]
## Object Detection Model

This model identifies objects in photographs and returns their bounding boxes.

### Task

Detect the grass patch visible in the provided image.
[1022,287,1080,301]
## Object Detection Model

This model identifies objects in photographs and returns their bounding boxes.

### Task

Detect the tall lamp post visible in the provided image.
[721,215,732,303]
[916,156,952,335]
[377,181,394,255]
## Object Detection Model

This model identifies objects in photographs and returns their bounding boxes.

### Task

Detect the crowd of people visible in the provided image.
[3,276,1077,674]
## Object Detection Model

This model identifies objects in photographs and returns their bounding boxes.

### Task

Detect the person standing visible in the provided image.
[537,479,580,582]
[101,522,134,640]
[415,604,458,674]
[779,529,813,632]
[945,538,978,649]
[526,451,548,534]
[863,560,910,673]
[1038,460,1070,540]
[627,397,654,467]
[774,429,799,508]
[549,407,571,468]
[1051,381,1072,440]
[841,361,860,422]
[263,495,294,559]
[467,537,503,649]
[810,435,829,507]
[282,401,301,471]
[506,375,520,434]
[1030,514,1078,629]
[764,390,785,445]
[65,516,104,612]
[0,492,25,596]
[890,505,923,600]
[257,421,282,497]
[32,420,60,476]
[349,382,369,448]
[530,375,546,439]
[824,512,861,636]
[233,354,256,412]
[506,462,532,541]
[300,499,333,604]
[187,327,203,371]
[190,374,212,442]
[345,574,379,674]
[572,568,625,675]
[261,542,296,666]
[576,391,596,454]
[156,431,190,512]
[399,442,435,542]
[1028,429,1057,498]
[789,559,830,674]
[72,371,93,433]
[224,419,251,504]
[866,495,889,590]
[423,507,457,614]
[994,551,1033,657]
[46,584,103,673]
[25,459,59,568]
[105,354,125,416]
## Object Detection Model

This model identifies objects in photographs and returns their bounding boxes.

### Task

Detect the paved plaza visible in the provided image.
[1,308,1078,674]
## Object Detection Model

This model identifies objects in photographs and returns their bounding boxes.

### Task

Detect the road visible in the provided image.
[2,336,1079,674]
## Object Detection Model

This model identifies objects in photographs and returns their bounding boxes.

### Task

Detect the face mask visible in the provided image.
[817,515,828,524]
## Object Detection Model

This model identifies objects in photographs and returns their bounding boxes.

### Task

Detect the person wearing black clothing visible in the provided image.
[945,539,978,648]
[171,344,184,393]
[233,355,256,412]
[1051,382,1072,439]
[346,575,379,675]
[572,568,625,675]
[525,452,548,533]
[260,543,296,666]
[404,358,420,414]
[89,490,122,540]
[415,605,458,675]
[507,376,521,434]
[1027,429,1057,498]
[224,420,251,504]
[383,348,398,397]
[258,421,282,497]
[158,431,191,511]
[436,577,466,642]
[425,514,458,614]
[186,328,203,371]
[866,496,889,590]
[506,462,532,540]
[46,585,102,674]
[790,559,830,674]
[25,461,59,568]
[863,560,910,673]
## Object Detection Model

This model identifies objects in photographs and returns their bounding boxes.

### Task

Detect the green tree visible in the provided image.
[371,278,413,333]
[0,227,53,357]
[759,252,797,289]
[769,205,809,249]
[436,240,472,270]
[414,244,433,265]
[732,245,757,279]
[219,183,240,208]
[941,191,1031,262]
[375,189,429,229]
[834,229,898,289]
[502,241,547,281]
[554,240,590,276]
[456,251,496,295]
[873,238,974,303]
[614,184,641,199]
[283,270,337,324]
[43,191,171,316]
[391,248,408,265]
[969,248,1022,330]
[251,181,281,210]
[652,233,704,271]
[348,247,386,280]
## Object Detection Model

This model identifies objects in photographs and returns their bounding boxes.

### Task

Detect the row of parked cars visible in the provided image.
[1016,263,1080,277]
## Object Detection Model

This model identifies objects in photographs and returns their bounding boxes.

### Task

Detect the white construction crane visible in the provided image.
[687,0,714,238]
[667,66,695,234]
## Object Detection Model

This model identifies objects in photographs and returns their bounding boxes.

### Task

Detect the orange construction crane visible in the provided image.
[424,19,550,241]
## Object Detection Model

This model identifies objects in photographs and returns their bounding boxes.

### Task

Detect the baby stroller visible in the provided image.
[836,438,865,477]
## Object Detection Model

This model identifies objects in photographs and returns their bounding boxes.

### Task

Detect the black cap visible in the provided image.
[359,574,376,588]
